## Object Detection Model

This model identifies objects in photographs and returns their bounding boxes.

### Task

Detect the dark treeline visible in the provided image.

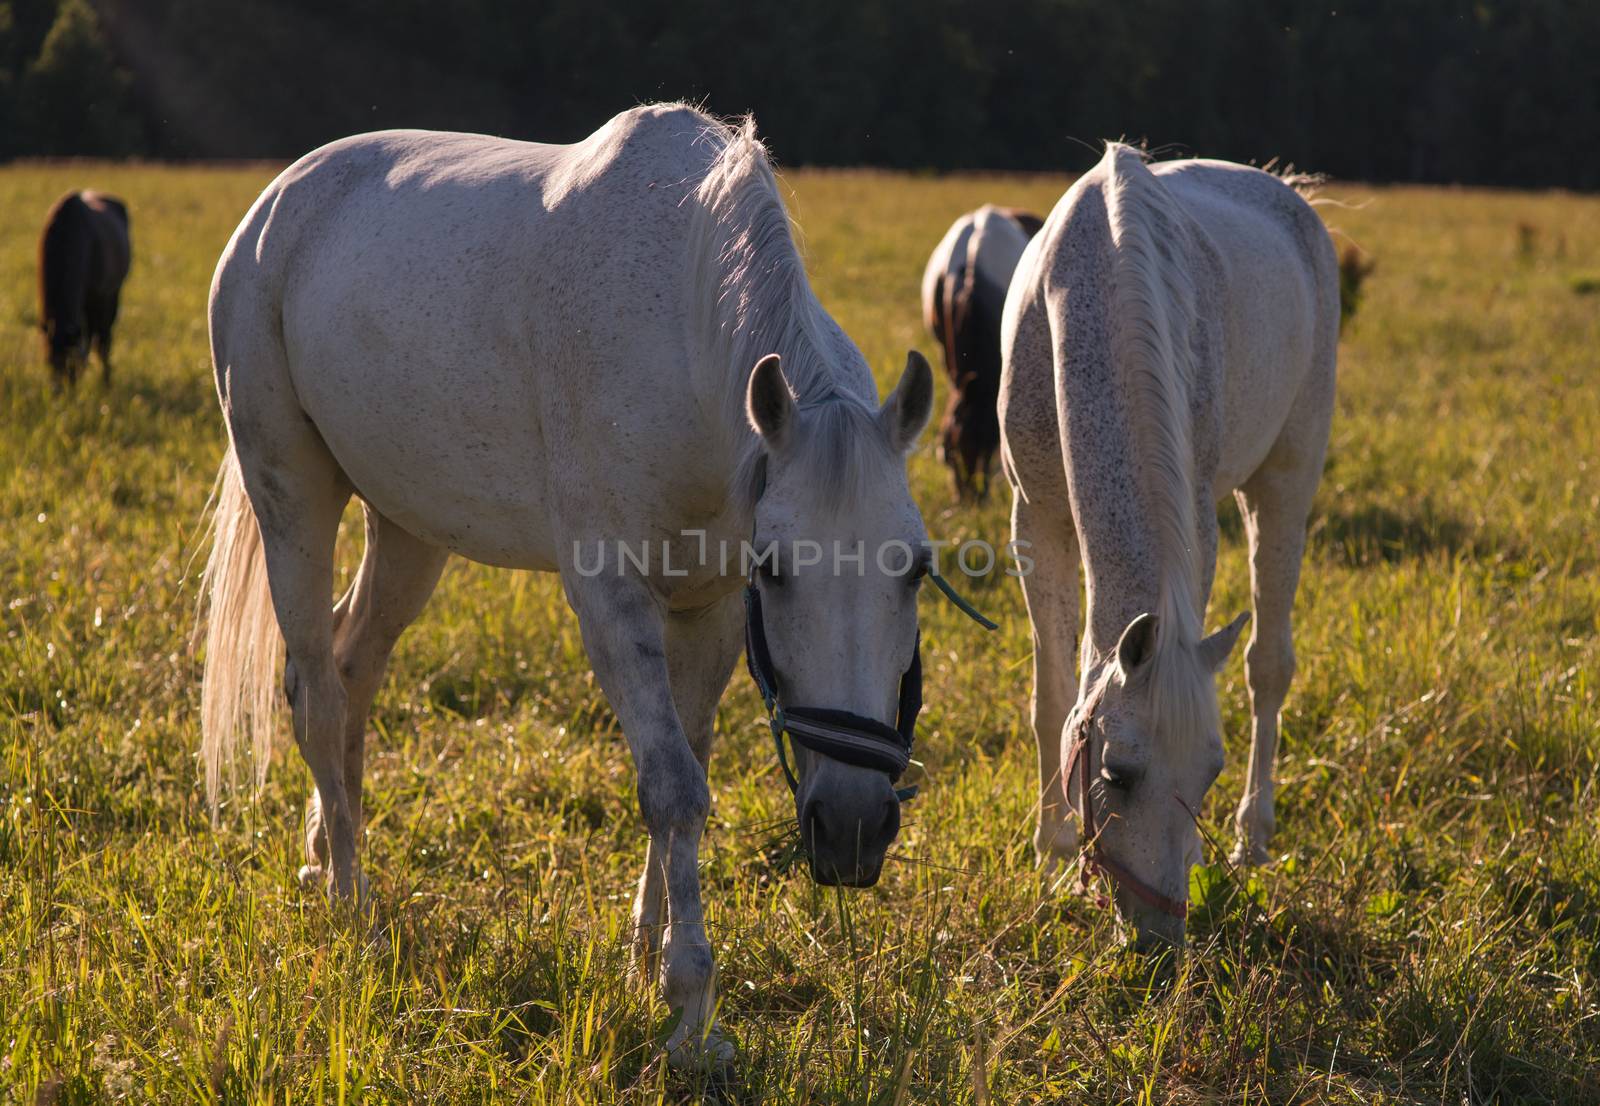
[2,0,1596,187]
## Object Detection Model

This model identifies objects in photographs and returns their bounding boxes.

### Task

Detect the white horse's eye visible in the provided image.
[1101,768,1136,792]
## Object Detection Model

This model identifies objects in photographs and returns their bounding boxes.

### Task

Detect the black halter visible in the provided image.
[739,459,993,802]
[743,577,923,793]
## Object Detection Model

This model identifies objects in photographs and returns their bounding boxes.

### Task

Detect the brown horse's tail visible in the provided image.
[937,259,978,494]
[939,261,972,386]
[197,444,283,810]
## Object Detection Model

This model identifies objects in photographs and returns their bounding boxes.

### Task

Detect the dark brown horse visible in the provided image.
[920,205,1043,500]
[39,191,131,388]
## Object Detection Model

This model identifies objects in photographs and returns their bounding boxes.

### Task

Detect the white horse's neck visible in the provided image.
[1066,148,1215,728]
[686,117,878,508]
[1102,145,1206,647]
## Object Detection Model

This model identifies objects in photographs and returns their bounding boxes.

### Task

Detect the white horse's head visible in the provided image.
[1070,609,1247,948]
[745,350,934,886]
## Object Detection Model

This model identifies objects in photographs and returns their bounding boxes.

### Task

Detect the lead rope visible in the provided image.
[929,571,999,631]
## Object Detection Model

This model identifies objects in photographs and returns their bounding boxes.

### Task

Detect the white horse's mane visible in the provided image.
[686,112,888,513]
[1101,143,1219,737]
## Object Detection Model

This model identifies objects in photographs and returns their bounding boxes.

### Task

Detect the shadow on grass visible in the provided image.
[1220,498,1494,567]
[1309,502,1487,566]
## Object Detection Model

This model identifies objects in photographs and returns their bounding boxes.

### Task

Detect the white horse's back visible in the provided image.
[1006,151,1336,508]
[970,206,1033,287]
[211,107,749,570]
[1147,159,1338,487]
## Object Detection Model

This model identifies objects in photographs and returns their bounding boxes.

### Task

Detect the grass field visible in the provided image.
[1,158,1598,1104]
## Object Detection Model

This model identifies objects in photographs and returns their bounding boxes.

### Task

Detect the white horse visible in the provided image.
[999,144,1337,947]
[919,205,1043,499]
[198,104,935,1065]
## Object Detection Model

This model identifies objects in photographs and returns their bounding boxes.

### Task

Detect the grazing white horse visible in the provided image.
[999,144,1336,947]
[919,205,1043,499]
[198,104,935,1065]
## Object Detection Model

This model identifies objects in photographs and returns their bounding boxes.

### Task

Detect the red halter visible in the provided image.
[1065,689,1189,920]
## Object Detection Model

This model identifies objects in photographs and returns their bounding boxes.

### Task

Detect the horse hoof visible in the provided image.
[1229,840,1272,867]
[665,1023,736,1072]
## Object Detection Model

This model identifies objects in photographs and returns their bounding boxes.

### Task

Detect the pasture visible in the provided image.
[0,160,1597,1103]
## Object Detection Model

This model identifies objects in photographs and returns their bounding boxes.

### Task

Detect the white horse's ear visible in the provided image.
[878,350,935,453]
[1116,612,1158,678]
[746,353,794,447]
[1198,611,1249,672]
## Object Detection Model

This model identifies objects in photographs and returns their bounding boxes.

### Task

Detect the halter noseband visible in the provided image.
[743,576,923,797]
[1065,689,1189,920]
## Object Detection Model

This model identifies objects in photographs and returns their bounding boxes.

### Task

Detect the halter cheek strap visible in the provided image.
[1066,694,1189,921]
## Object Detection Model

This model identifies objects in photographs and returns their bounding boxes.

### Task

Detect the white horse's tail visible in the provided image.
[198,444,283,808]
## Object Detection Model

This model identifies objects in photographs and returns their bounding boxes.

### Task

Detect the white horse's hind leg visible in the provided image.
[1229,436,1323,866]
[562,571,730,1069]
[1013,496,1082,870]
[634,599,742,987]
[303,506,448,887]
[233,424,359,900]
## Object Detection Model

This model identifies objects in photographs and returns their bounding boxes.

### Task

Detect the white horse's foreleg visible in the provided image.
[1013,496,1082,870]
[634,597,742,987]
[1230,463,1317,866]
[302,507,447,887]
[563,573,730,1069]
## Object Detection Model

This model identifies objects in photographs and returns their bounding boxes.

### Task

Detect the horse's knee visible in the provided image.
[636,744,710,839]
[334,641,382,703]
[336,603,416,699]
[683,730,716,770]
[1245,634,1295,703]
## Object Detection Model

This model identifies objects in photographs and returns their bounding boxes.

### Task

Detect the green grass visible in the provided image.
[1,160,1598,1104]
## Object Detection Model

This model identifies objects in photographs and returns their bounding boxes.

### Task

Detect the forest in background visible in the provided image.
[2,0,1598,188]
